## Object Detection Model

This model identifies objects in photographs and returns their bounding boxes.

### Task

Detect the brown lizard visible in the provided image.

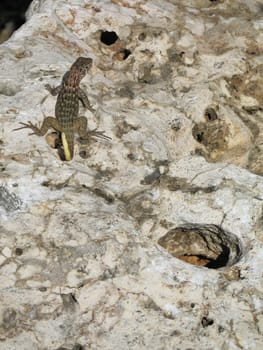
[15,57,110,161]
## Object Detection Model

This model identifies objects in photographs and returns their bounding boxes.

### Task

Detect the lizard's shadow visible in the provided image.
[51,132,66,161]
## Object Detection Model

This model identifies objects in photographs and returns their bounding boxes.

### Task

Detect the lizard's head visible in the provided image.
[72,57,93,80]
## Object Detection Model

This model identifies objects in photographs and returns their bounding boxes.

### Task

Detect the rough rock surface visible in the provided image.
[1,0,263,349]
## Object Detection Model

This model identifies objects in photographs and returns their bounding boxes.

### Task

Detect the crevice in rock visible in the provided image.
[158,224,243,269]
[119,48,131,60]
[201,316,214,327]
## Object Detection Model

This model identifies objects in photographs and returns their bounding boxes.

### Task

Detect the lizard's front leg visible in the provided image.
[45,84,62,96]
[75,116,111,141]
[78,89,95,113]
[13,117,61,136]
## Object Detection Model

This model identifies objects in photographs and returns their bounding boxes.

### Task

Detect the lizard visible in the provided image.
[14,57,110,161]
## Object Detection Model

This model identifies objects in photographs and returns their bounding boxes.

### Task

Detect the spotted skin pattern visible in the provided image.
[15,57,110,160]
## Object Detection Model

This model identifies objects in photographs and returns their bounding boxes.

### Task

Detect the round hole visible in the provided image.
[121,48,131,60]
[138,32,146,41]
[158,224,243,269]
[100,31,119,45]
[15,247,23,256]
[205,107,218,121]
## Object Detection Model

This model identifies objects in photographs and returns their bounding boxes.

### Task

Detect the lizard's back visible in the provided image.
[55,66,84,160]
[55,72,80,130]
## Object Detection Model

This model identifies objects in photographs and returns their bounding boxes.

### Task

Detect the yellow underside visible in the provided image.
[61,132,72,161]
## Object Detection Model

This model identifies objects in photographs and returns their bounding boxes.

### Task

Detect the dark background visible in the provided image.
[0,0,32,42]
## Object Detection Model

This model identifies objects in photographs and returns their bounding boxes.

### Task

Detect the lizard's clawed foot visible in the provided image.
[45,84,52,91]
[45,84,57,96]
[89,128,111,141]
[13,122,41,135]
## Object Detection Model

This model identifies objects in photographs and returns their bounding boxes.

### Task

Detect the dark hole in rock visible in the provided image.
[100,31,118,45]
[79,150,89,159]
[201,317,214,327]
[113,48,132,61]
[194,131,204,143]
[138,33,146,40]
[158,224,243,269]
[121,48,131,60]
[205,107,218,121]
[15,247,23,255]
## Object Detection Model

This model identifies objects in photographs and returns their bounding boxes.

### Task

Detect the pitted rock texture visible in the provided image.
[1,0,263,349]
[158,224,243,268]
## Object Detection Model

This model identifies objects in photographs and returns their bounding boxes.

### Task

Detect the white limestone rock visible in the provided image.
[1,0,263,349]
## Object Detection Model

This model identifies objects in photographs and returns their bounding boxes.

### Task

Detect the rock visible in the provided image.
[1,0,263,349]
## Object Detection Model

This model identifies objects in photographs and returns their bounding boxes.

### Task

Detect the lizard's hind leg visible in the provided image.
[75,116,111,141]
[14,117,60,136]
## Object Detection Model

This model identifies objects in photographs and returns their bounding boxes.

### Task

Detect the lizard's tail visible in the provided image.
[61,132,74,161]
